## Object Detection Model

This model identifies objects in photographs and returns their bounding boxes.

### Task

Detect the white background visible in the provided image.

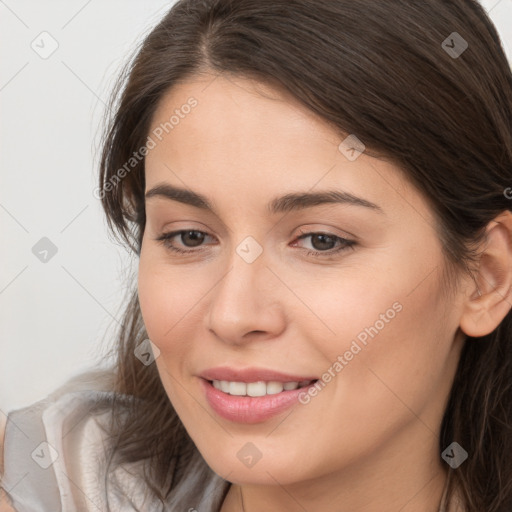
[1,0,511,414]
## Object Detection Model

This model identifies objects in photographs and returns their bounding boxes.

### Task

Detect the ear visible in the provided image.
[459,210,512,338]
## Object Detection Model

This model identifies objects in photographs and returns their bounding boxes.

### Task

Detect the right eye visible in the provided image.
[155,229,216,254]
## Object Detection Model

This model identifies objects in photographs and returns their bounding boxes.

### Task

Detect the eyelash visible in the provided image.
[155,229,356,258]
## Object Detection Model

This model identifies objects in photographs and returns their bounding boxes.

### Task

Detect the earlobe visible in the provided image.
[459,210,512,338]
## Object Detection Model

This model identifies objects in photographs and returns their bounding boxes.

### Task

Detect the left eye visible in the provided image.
[293,231,355,255]
[155,229,356,257]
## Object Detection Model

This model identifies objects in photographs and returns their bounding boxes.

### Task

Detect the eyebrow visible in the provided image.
[145,183,384,215]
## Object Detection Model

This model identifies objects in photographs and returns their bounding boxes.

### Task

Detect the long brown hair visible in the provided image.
[97,1,512,510]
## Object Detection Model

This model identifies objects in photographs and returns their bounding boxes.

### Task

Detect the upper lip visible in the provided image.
[199,366,318,383]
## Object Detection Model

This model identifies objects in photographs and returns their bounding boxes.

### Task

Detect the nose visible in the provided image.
[205,246,286,346]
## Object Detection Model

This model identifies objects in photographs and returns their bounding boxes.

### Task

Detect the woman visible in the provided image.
[2,0,512,510]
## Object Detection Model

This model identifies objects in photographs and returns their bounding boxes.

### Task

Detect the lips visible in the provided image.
[198,366,320,423]
[199,366,318,383]
[200,378,318,423]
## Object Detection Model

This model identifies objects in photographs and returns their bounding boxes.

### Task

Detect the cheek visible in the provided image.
[137,253,206,347]
[137,257,203,413]
[323,269,451,428]
[301,255,450,399]
[137,264,171,342]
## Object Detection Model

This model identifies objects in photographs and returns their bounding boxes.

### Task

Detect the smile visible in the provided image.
[201,378,319,423]
[211,379,316,397]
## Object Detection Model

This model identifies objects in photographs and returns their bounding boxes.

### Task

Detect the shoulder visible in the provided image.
[0,367,124,511]
[1,368,230,511]
[0,412,5,476]
[1,414,16,512]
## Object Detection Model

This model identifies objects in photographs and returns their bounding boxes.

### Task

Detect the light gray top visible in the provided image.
[1,369,456,511]
[1,369,230,511]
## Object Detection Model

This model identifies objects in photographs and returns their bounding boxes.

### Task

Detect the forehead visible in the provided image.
[149,73,343,154]
[144,73,432,227]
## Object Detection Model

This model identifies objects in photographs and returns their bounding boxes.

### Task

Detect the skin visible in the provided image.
[137,73,512,512]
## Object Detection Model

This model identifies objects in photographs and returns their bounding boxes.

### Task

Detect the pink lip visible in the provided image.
[199,366,318,383]
[200,378,318,424]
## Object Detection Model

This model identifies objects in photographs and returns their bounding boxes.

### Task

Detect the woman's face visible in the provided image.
[138,73,466,490]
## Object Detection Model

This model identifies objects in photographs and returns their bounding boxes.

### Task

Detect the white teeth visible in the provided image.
[229,381,247,396]
[266,381,284,394]
[211,379,312,396]
[247,381,267,397]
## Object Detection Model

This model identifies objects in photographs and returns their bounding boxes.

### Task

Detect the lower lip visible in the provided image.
[200,378,317,424]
